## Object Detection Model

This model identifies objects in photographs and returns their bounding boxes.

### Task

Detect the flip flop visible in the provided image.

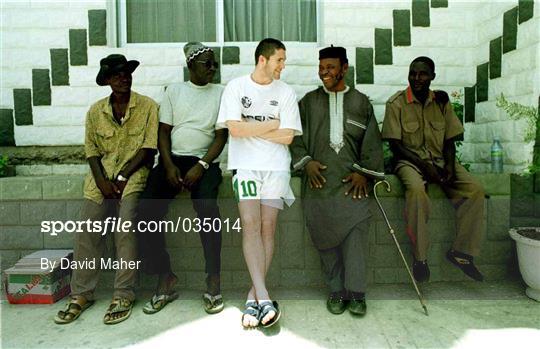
[258,300,281,328]
[142,291,179,314]
[103,297,133,325]
[202,293,224,314]
[54,297,94,324]
[241,301,260,329]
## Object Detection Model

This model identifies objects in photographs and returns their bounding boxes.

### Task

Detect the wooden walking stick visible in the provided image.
[373,180,429,316]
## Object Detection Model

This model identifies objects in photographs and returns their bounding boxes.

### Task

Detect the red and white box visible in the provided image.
[4,250,72,304]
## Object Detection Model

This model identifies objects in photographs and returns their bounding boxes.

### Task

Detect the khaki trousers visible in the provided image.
[70,193,139,301]
[396,163,484,261]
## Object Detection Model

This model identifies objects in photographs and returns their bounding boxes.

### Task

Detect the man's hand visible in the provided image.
[269,119,280,129]
[342,173,369,199]
[183,163,204,190]
[422,163,443,184]
[165,164,183,189]
[305,160,327,189]
[341,172,368,199]
[114,179,128,196]
[96,178,120,199]
[440,163,456,184]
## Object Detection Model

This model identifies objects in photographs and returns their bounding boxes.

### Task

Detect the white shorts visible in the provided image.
[232,169,295,210]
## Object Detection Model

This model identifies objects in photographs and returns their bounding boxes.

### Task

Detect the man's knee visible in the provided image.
[240,215,260,232]
[261,218,277,235]
[469,182,485,200]
[192,199,220,216]
[405,182,427,197]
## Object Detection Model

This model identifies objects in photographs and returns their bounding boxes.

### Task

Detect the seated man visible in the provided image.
[137,42,227,314]
[291,46,384,316]
[54,54,158,324]
[217,38,302,328]
[381,56,485,282]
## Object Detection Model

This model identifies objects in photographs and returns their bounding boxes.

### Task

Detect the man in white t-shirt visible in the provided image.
[138,42,227,315]
[217,38,302,328]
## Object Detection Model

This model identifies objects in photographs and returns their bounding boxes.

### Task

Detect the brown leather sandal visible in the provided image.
[103,297,133,325]
[54,296,94,324]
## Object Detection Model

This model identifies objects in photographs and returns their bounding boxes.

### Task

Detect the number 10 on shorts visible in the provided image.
[234,178,258,199]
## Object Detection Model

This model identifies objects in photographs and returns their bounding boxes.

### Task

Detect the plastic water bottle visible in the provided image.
[491,137,503,173]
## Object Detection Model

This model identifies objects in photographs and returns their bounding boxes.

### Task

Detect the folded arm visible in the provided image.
[226,119,279,138]
[259,128,294,145]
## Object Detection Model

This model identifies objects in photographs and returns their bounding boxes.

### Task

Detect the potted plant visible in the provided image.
[499,94,539,300]
[509,227,540,301]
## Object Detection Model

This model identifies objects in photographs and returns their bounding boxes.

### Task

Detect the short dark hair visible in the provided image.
[410,56,435,74]
[254,38,286,65]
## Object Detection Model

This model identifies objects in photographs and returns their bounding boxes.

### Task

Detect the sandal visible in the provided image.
[143,292,179,314]
[103,297,133,325]
[241,301,260,328]
[54,296,94,324]
[258,300,281,328]
[202,293,224,314]
[446,249,484,281]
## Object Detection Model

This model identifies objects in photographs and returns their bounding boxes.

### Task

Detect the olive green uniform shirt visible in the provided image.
[83,91,159,204]
[381,86,464,170]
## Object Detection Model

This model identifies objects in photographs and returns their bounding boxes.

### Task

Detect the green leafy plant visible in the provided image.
[382,140,394,174]
[0,155,9,177]
[496,93,539,175]
[450,90,471,171]
[496,94,538,143]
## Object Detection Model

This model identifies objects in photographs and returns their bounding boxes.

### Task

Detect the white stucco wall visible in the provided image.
[0,0,538,172]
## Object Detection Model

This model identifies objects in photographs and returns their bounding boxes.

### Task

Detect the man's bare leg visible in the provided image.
[246,204,279,297]
[156,272,178,295]
[239,200,266,327]
[258,204,279,325]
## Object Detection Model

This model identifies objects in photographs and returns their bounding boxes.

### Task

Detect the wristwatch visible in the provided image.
[116,174,128,182]
[198,160,210,170]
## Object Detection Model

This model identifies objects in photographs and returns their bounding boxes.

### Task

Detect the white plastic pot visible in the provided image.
[509,227,540,302]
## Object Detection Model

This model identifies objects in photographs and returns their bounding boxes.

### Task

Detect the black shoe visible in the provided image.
[412,257,430,283]
[326,291,348,315]
[348,292,366,316]
[446,249,484,281]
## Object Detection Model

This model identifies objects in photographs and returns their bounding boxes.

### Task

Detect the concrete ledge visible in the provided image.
[0,173,511,199]
[0,146,85,165]
[0,173,517,288]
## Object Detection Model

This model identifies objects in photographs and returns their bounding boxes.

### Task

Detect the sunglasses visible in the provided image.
[195,60,219,69]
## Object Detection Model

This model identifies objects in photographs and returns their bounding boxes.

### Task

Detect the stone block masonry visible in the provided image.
[0,173,518,290]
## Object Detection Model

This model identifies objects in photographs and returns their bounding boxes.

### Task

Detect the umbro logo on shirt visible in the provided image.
[241,96,252,108]
[270,100,278,106]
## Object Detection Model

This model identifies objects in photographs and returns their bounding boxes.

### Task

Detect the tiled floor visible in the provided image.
[1,280,539,349]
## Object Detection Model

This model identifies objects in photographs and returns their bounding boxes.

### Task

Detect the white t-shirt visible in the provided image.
[217,75,302,171]
[159,81,224,158]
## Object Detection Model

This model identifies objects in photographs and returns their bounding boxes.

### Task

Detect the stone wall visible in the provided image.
[463,1,539,173]
[1,0,538,172]
[0,173,517,290]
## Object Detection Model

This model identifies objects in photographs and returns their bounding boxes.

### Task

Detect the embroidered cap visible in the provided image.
[319,45,348,64]
[184,42,213,64]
